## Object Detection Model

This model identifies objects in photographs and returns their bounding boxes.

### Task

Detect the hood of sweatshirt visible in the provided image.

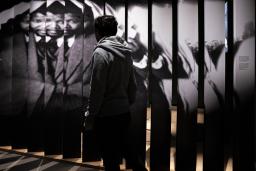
[95,36,131,59]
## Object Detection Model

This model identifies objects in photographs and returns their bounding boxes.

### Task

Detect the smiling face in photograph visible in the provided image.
[30,12,46,36]
[46,11,64,37]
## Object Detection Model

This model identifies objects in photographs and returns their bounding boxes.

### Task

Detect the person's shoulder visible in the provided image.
[93,46,106,56]
[93,48,109,63]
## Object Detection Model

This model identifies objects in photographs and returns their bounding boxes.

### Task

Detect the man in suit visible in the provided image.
[61,0,86,158]
[27,1,46,152]
[43,0,65,155]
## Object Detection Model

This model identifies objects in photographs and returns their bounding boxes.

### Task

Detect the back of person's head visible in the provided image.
[94,15,118,41]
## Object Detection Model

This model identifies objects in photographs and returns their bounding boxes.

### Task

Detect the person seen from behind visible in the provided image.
[84,15,147,171]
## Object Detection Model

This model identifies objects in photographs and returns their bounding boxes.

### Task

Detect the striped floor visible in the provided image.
[0,150,101,171]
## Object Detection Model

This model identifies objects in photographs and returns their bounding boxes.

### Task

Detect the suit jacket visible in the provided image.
[65,34,96,110]
[82,33,97,99]
[44,37,64,94]
[12,32,28,116]
[44,34,96,110]
[0,35,12,116]
[27,33,50,116]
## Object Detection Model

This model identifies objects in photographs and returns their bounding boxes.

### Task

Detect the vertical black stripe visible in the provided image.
[172,0,178,106]
[103,0,106,15]
[226,0,235,170]
[124,0,128,41]
[198,0,204,108]
[148,0,152,106]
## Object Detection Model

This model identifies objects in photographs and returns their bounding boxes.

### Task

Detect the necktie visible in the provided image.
[64,39,70,61]
[46,39,58,77]
[47,39,58,60]
[36,38,45,60]
[36,37,45,77]
[63,39,70,88]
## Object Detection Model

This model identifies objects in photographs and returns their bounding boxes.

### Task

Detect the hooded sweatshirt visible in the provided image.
[87,36,137,117]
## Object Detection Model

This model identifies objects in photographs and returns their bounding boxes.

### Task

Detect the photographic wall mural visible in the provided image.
[0,0,255,170]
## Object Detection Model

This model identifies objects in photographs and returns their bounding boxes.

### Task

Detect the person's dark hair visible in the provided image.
[30,3,46,16]
[47,1,64,14]
[94,15,118,38]
[65,0,82,15]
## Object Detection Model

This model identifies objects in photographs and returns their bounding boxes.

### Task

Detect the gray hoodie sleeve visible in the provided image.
[88,51,108,116]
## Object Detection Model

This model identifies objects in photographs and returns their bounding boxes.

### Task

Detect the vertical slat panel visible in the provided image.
[126,0,148,169]
[82,0,103,162]
[197,1,204,170]
[172,0,178,169]
[204,0,226,170]
[176,0,198,170]
[27,0,46,152]
[150,0,172,170]
[0,6,14,147]
[43,0,65,155]
[226,0,234,170]
[12,2,30,149]
[62,0,84,158]
[233,0,255,170]
[198,0,204,110]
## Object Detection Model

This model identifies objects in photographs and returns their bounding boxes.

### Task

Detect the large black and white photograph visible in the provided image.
[0,0,255,170]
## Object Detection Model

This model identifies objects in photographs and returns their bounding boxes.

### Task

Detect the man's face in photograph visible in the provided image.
[46,11,64,38]
[20,13,30,33]
[30,12,46,36]
[64,13,82,37]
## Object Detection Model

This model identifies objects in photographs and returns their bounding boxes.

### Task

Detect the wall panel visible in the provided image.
[126,0,148,169]
[82,0,104,162]
[233,0,255,170]
[150,1,172,170]
[11,2,30,149]
[27,0,46,152]
[204,0,226,170]
[176,0,198,170]
[0,7,14,147]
